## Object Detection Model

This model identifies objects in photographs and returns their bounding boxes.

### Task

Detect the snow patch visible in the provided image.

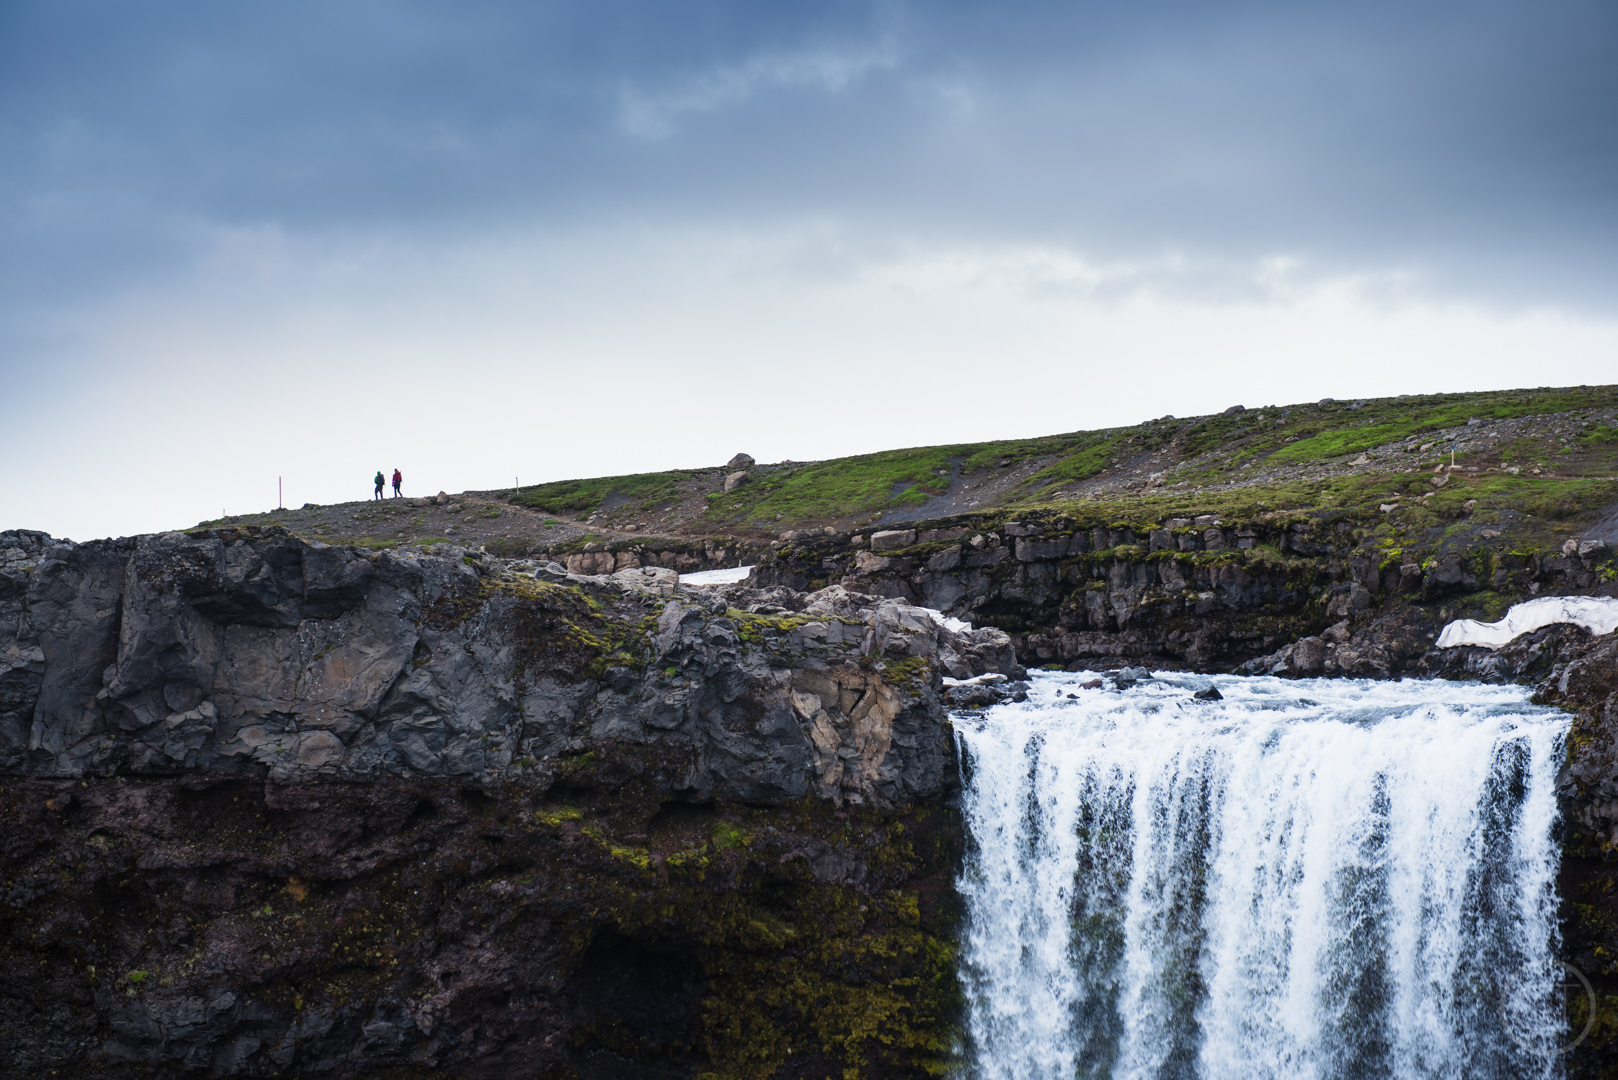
[1436,595,1618,650]
[916,608,973,634]
[943,673,1008,688]
[678,565,755,586]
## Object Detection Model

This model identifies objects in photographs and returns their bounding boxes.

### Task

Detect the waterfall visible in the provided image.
[954,672,1569,1080]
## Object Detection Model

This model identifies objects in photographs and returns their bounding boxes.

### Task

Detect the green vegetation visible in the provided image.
[882,656,933,694]
[1003,470,1615,553]
[514,470,696,518]
[706,447,965,524]
[1204,386,1618,467]
[588,386,1618,531]
[698,429,1146,526]
[1022,438,1120,488]
[710,819,752,850]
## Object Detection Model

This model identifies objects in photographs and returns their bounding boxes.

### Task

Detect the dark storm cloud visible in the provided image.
[2,0,1615,316]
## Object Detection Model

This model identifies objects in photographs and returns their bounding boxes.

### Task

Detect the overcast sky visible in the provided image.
[5,0,1617,541]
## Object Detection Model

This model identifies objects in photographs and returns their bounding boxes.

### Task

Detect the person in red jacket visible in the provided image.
[391,469,403,498]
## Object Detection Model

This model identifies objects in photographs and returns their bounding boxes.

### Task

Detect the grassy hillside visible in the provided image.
[504,385,1618,535]
[196,384,1618,556]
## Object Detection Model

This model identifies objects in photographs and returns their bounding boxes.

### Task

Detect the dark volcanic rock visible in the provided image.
[1532,631,1618,1078]
[0,528,1018,808]
[0,526,1023,1078]
[0,773,963,1079]
[752,508,1618,675]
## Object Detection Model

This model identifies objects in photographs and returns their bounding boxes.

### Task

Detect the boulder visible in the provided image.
[727,453,755,469]
[565,551,617,576]
[1113,666,1153,689]
[1289,636,1327,675]
[723,471,750,492]
[870,530,917,552]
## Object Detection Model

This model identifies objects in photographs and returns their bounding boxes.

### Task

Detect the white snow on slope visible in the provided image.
[679,565,755,585]
[1436,595,1618,649]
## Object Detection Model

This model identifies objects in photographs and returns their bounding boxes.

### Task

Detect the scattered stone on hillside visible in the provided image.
[723,471,750,491]
[435,491,450,504]
[1222,405,1245,415]
[870,529,917,552]
[727,453,755,469]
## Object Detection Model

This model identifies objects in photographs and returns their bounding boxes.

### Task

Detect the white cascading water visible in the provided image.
[954,672,1569,1080]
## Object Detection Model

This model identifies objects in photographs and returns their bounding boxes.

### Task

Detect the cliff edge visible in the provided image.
[0,527,1019,1078]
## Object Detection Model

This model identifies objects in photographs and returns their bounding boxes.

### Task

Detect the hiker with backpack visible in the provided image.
[373,471,385,500]
[392,469,403,497]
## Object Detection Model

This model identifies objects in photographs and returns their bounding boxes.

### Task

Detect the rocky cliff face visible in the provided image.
[751,512,1615,677]
[0,527,1018,1078]
[1526,629,1618,1078]
[1,528,1016,806]
[8,520,1617,1076]
[1403,622,1618,1077]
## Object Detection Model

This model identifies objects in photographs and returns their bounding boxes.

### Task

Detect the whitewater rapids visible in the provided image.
[953,671,1569,1080]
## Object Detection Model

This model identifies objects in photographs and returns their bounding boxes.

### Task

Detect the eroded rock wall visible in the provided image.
[0,772,963,1079]
[752,512,1616,675]
[1525,631,1618,1077]
[0,526,1019,1078]
[1,528,1016,808]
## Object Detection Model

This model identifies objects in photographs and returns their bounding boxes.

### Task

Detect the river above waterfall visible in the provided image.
[953,672,1570,1080]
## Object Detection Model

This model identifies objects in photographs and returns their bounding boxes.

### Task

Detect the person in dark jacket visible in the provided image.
[391,469,403,497]
[373,471,385,500]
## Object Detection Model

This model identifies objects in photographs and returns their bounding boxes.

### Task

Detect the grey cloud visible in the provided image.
[1,0,1615,326]
[617,39,900,139]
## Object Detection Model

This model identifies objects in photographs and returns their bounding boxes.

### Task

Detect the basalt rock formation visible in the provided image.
[1520,628,1618,1077]
[750,512,1616,678]
[6,513,1618,1076]
[0,527,1019,1078]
